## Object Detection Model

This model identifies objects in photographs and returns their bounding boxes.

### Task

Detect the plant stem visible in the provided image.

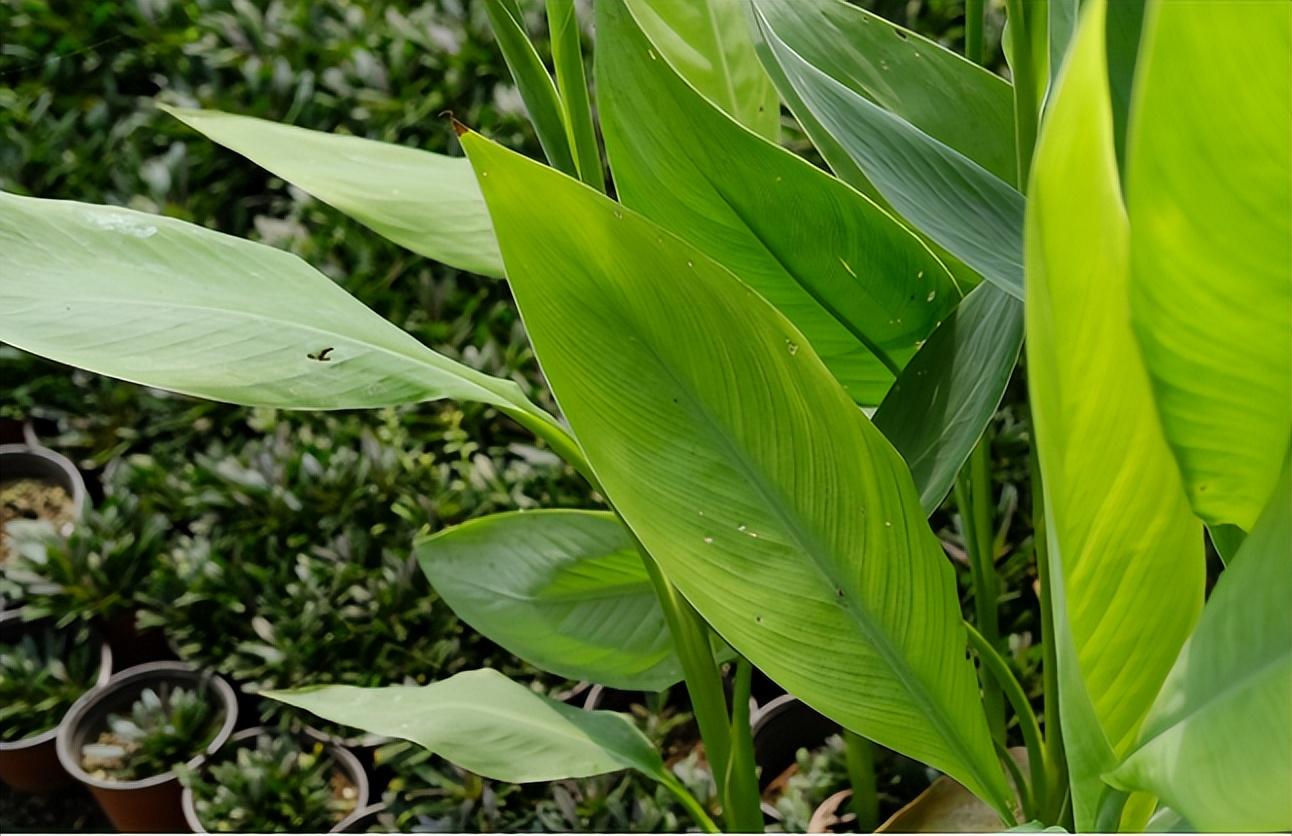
[637,542,761,831]
[955,438,1005,744]
[994,738,1034,821]
[1004,0,1040,183]
[544,0,605,192]
[843,731,879,832]
[659,772,722,834]
[1031,446,1067,821]
[725,658,764,833]
[965,0,985,66]
[965,622,1045,825]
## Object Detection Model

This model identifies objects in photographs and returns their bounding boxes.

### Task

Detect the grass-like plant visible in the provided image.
[182,731,359,833]
[0,622,100,742]
[1,0,1287,831]
[79,684,223,782]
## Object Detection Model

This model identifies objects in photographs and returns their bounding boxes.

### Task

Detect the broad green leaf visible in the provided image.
[1108,465,1292,830]
[1025,4,1203,827]
[0,193,584,472]
[623,0,778,141]
[749,0,1015,185]
[460,131,1012,814]
[596,0,958,405]
[750,2,1025,300]
[482,0,577,178]
[268,668,665,783]
[545,0,604,191]
[1047,0,1078,92]
[161,106,503,278]
[417,510,683,691]
[874,285,1023,515]
[1127,0,1292,531]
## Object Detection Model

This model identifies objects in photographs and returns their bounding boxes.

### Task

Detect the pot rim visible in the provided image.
[54,661,238,791]
[0,609,113,752]
[180,725,371,834]
[0,443,89,522]
[330,802,388,834]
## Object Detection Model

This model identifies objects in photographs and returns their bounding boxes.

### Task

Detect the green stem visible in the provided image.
[725,658,764,833]
[843,731,879,832]
[965,622,1045,825]
[1031,446,1067,822]
[994,739,1034,821]
[659,772,722,834]
[955,438,1005,744]
[1094,787,1130,833]
[637,544,761,831]
[965,0,985,66]
[1004,0,1040,183]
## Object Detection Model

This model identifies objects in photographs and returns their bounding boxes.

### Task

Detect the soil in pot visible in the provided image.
[0,444,86,566]
[182,726,366,833]
[0,614,110,793]
[56,662,238,832]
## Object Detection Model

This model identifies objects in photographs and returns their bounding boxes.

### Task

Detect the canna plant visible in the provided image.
[1,0,1288,831]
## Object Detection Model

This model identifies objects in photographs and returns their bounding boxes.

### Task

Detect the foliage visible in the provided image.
[182,730,359,833]
[80,684,224,782]
[0,621,101,742]
[3,0,1288,832]
[1,493,167,624]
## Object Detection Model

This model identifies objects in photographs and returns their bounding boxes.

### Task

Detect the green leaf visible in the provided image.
[1108,465,1292,830]
[749,0,1016,184]
[622,0,778,141]
[1127,0,1292,531]
[460,130,1012,814]
[1103,0,1146,174]
[750,1,1025,300]
[267,669,665,783]
[874,286,1023,515]
[161,106,503,278]
[482,0,577,177]
[417,510,683,691]
[0,192,585,472]
[596,0,958,405]
[545,0,604,191]
[1024,4,1204,827]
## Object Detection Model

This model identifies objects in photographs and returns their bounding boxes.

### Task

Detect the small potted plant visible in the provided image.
[0,443,86,568]
[56,661,238,832]
[0,610,112,792]
[180,726,368,833]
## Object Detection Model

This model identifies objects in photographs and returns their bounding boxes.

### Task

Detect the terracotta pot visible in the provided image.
[181,726,370,833]
[0,611,112,793]
[56,662,239,832]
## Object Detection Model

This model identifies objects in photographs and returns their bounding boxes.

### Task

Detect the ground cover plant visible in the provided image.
[79,684,224,782]
[1,0,1288,832]
[0,622,102,742]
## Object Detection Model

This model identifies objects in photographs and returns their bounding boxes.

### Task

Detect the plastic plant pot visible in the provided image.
[181,726,371,834]
[0,611,112,792]
[0,443,89,533]
[56,662,239,832]
[331,803,388,833]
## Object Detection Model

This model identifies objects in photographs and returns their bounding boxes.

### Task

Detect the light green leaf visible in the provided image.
[874,285,1023,515]
[1108,465,1292,830]
[417,510,683,691]
[268,669,664,782]
[749,0,1016,184]
[482,0,577,178]
[0,192,584,472]
[161,106,503,278]
[596,0,958,405]
[1127,0,1292,531]
[623,0,778,141]
[750,2,1025,300]
[545,0,604,191]
[461,131,1012,814]
[1025,4,1204,827]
